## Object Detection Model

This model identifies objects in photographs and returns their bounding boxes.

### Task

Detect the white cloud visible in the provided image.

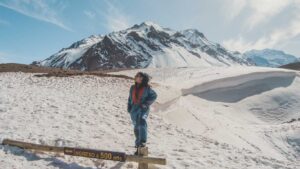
[246,0,292,29]
[0,0,72,31]
[84,10,96,19]
[223,16,300,52]
[223,0,300,53]
[103,0,132,32]
[224,0,246,20]
[225,0,292,29]
[0,19,10,26]
[0,52,9,63]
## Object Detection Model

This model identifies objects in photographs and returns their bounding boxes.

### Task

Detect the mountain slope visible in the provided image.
[244,49,300,67]
[34,22,251,70]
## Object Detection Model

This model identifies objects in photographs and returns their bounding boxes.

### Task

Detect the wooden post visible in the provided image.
[138,147,148,169]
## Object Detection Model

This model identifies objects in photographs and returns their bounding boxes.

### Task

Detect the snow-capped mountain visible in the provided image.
[244,49,300,67]
[34,22,251,70]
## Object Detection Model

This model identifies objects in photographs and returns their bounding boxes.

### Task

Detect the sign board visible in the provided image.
[64,147,126,162]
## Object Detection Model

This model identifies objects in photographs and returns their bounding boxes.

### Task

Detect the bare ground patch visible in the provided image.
[0,63,133,80]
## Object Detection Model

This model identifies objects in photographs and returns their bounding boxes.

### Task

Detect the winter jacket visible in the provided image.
[127,85,157,114]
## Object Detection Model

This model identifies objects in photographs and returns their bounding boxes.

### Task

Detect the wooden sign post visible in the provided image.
[138,147,149,169]
[1,139,166,168]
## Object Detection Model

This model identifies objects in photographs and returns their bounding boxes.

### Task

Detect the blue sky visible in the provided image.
[0,0,300,64]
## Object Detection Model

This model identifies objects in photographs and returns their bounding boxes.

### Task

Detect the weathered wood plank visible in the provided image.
[2,139,64,153]
[126,155,166,165]
[1,139,166,165]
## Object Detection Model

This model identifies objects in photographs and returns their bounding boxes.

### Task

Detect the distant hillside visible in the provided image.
[0,63,132,79]
[0,63,62,73]
[280,62,300,71]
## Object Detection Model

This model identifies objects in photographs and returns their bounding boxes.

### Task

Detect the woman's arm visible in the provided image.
[143,87,157,107]
[127,86,133,113]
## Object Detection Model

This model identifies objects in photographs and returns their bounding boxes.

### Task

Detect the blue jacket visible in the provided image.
[127,85,157,114]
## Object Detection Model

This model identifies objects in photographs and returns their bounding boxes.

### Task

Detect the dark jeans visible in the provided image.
[130,109,148,147]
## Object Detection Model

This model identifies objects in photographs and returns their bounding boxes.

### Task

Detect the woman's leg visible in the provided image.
[138,111,148,145]
[130,111,140,147]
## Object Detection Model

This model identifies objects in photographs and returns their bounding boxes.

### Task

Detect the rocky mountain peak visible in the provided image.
[34,22,252,70]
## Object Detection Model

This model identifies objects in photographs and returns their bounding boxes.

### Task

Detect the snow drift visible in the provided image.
[182,71,296,103]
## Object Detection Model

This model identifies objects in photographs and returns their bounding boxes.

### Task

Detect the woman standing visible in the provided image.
[127,72,157,154]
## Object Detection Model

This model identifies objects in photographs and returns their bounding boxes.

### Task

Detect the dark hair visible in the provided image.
[135,72,150,87]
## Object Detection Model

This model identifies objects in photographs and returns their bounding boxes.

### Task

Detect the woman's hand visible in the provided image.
[127,104,132,113]
[140,103,149,111]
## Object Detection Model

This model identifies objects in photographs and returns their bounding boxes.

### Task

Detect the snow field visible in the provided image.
[0,67,300,168]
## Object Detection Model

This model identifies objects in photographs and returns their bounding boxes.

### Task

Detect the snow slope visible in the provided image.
[0,66,300,168]
[36,35,103,70]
